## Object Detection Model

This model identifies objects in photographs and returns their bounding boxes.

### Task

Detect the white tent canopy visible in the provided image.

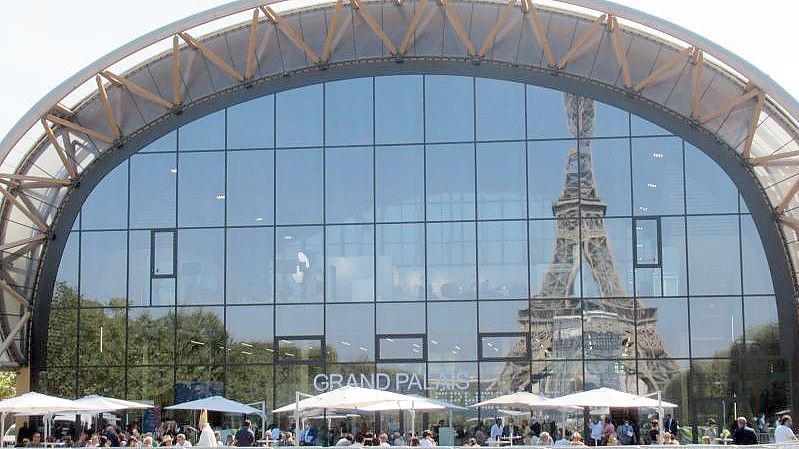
[0,392,97,415]
[273,386,416,413]
[75,395,152,412]
[165,396,265,416]
[545,388,678,409]
[471,392,554,409]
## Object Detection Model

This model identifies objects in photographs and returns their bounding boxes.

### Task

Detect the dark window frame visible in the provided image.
[478,332,530,361]
[376,333,427,363]
[633,216,662,268]
[151,229,177,278]
[274,335,325,365]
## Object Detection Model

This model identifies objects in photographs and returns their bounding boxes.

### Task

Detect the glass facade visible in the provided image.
[43,75,788,440]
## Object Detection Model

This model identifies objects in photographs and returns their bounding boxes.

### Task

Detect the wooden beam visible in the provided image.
[95,75,121,140]
[0,281,29,308]
[101,70,174,110]
[262,6,322,63]
[0,311,31,359]
[776,176,799,213]
[0,185,48,230]
[40,120,78,180]
[607,15,632,89]
[750,149,799,165]
[350,0,398,55]
[0,234,47,253]
[51,103,74,117]
[16,193,48,236]
[0,174,71,187]
[780,216,799,232]
[246,8,260,79]
[323,0,345,63]
[742,92,766,159]
[690,49,704,119]
[179,32,244,82]
[478,0,516,58]
[524,0,555,67]
[700,88,761,124]
[557,13,606,70]
[172,35,183,105]
[634,46,692,93]
[44,114,113,145]
[400,0,429,55]
[440,0,475,56]
[1,240,43,266]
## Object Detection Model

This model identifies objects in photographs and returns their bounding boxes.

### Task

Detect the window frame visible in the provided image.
[151,229,177,278]
[376,333,427,363]
[478,332,530,361]
[633,217,662,268]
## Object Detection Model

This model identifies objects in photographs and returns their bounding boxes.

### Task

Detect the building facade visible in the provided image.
[0,0,797,441]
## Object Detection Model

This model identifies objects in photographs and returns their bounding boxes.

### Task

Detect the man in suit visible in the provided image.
[731,417,759,445]
[664,414,679,437]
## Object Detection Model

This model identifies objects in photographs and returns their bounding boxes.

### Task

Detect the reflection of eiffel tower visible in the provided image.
[491,94,676,396]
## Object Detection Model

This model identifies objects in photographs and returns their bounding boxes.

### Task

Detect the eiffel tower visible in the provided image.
[488,94,677,396]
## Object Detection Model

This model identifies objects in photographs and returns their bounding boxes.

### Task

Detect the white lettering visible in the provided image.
[396,373,410,389]
[408,373,423,390]
[330,373,344,390]
[456,372,470,390]
[313,374,328,391]
[376,373,391,390]
[360,373,374,389]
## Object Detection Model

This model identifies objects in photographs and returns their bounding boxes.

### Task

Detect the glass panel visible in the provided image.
[276,84,323,147]
[128,366,174,408]
[634,218,660,267]
[278,338,323,362]
[530,299,582,359]
[662,216,687,296]
[530,360,584,396]
[326,225,374,302]
[527,86,570,139]
[81,161,128,230]
[140,130,176,153]
[326,78,373,145]
[632,137,684,215]
[227,150,274,226]
[588,138,631,217]
[375,145,424,221]
[78,367,125,397]
[326,304,375,362]
[528,140,573,218]
[227,227,274,304]
[128,307,175,365]
[692,359,742,429]
[130,153,176,228]
[477,221,528,299]
[226,305,274,364]
[638,359,690,428]
[43,369,76,399]
[481,335,526,359]
[175,366,225,401]
[741,357,789,418]
[275,304,323,335]
[379,336,424,360]
[377,302,425,334]
[178,110,225,151]
[178,151,225,227]
[583,298,634,359]
[583,359,637,391]
[130,230,174,307]
[375,75,423,144]
[476,142,526,219]
[637,298,689,359]
[476,78,524,141]
[427,362,479,406]
[275,149,323,225]
[479,300,528,332]
[153,230,175,276]
[425,75,474,143]
[78,307,126,365]
[685,143,738,214]
[275,365,324,410]
[376,223,425,301]
[55,232,79,293]
[47,307,76,366]
[690,297,743,358]
[80,231,127,306]
[687,216,741,295]
[428,302,477,361]
[427,144,475,220]
[631,115,672,136]
[529,219,580,298]
[227,95,274,149]
[276,226,324,303]
[480,361,530,400]
[427,222,476,300]
[325,147,373,223]
[226,364,273,411]
[740,215,774,294]
[177,228,224,305]
[176,306,225,364]
[593,101,630,137]
[743,296,779,357]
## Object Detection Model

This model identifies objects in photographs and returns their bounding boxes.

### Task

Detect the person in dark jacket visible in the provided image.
[731,417,758,445]
[235,420,256,447]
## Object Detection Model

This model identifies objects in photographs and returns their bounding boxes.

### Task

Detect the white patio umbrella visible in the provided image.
[470,392,554,409]
[75,395,152,412]
[0,392,98,441]
[165,396,266,416]
[545,387,678,409]
[359,395,458,437]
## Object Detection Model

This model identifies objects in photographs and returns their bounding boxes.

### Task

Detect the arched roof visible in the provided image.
[1,0,798,366]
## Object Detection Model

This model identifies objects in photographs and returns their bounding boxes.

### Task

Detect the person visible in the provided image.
[419,430,436,447]
[270,424,282,442]
[601,418,615,445]
[225,436,235,447]
[302,425,317,446]
[589,420,602,446]
[570,432,586,446]
[142,437,154,448]
[27,433,43,448]
[463,438,479,447]
[335,434,353,446]
[391,432,405,446]
[174,434,191,448]
[663,415,679,438]
[377,433,391,448]
[489,419,503,444]
[606,435,619,446]
[105,426,121,448]
[731,417,758,445]
[775,415,798,443]
[758,414,767,434]
[554,431,570,446]
[160,436,173,447]
[647,420,660,445]
[214,432,222,446]
[235,420,255,447]
[703,419,718,443]
[662,433,679,445]
[701,436,712,444]
[617,420,634,445]
[408,437,420,447]
[17,421,32,447]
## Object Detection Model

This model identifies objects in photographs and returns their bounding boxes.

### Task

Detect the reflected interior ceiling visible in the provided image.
[1,0,798,365]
